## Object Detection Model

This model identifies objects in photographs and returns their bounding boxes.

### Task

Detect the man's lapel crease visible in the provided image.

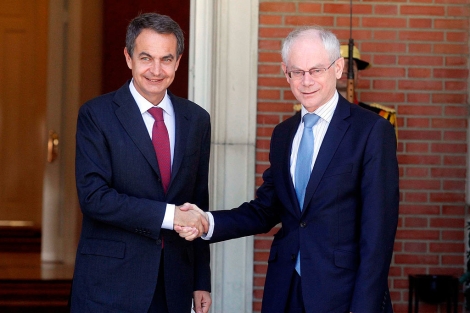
[302,101,350,214]
[114,84,161,177]
[283,114,303,216]
[169,96,190,191]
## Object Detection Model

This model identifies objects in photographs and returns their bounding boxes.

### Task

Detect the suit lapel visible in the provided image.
[168,92,189,190]
[113,82,161,176]
[302,98,351,214]
[280,113,303,217]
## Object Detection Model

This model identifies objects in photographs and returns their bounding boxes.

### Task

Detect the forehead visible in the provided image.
[134,29,177,55]
[286,35,329,67]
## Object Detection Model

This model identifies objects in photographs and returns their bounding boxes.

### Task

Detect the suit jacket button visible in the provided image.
[291,254,296,260]
[156,239,162,245]
[300,222,307,228]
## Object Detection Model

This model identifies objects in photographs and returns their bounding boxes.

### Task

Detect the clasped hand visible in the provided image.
[174,203,208,241]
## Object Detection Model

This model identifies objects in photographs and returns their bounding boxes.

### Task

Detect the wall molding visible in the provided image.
[189,0,259,311]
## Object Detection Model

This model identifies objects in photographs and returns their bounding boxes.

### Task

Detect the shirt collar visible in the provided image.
[129,79,174,116]
[300,91,338,124]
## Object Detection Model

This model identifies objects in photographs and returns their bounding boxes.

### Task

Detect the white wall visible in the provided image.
[189,1,259,312]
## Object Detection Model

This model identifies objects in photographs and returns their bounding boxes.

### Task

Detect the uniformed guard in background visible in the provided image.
[337,45,398,138]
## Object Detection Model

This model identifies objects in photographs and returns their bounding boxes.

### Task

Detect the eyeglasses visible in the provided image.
[286,58,340,79]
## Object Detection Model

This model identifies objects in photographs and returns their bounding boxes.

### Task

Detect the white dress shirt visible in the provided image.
[129,80,175,230]
[203,92,339,239]
[290,92,337,184]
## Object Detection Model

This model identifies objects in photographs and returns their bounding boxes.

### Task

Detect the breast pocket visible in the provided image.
[179,142,202,170]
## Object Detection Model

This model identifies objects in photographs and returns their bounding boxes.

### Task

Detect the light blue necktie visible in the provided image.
[294,113,320,275]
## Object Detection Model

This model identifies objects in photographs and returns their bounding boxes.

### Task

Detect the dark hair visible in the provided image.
[125,13,184,58]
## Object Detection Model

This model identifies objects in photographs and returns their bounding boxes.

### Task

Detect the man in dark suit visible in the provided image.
[178,26,399,313]
[70,13,211,313]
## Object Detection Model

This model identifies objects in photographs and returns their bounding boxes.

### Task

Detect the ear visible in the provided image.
[124,47,132,70]
[335,57,345,79]
[281,62,290,82]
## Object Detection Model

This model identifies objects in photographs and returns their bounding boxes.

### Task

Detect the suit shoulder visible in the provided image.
[359,102,395,114]
[79,90,118,115]
[364,102,396,113]
[271,112,300,138]
[80,81,136,113]
[348,102,397,142]
[84,90,116,105]
[278,111,300,127]
[348,101,384,121]
[345,102,393,133]
[169,92,209,117]
[357,101,398,135]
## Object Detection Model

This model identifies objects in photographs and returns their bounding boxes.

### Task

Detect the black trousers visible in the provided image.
[148,251,169,313]
[285,271,306,313]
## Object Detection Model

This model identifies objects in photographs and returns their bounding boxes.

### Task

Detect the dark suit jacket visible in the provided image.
[71,81,211,313]
[210,95,399,313]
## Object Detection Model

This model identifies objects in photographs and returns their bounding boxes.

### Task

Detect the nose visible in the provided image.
[301,72,316,86]
[150,60,162,76]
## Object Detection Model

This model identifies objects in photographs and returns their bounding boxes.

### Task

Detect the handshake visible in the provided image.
[173,203,210,241]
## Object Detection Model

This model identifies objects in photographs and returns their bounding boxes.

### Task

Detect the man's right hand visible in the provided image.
[174,203,208,241]
[174,203,209,237]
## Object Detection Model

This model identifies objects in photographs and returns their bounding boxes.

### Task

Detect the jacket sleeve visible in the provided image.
[209,126,284,243]
[75,102,167,240]
[350,117,399,312]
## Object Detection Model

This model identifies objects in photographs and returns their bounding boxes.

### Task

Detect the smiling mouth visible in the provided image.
[146,77,163,83]
[302,90,318,95]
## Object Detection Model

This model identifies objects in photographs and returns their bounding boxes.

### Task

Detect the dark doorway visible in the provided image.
[102,1,190,98]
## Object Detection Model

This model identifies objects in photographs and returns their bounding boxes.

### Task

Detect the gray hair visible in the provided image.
[125,13,184,58]
[281,26,341,65]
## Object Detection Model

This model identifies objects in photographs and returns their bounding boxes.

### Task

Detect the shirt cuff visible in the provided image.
[162,204,175,230]
[201,211,214,240]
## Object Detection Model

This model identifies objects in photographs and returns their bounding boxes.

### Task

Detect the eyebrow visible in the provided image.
[161,54,175,60]
[137,52,175,60]
[138,52,152,58]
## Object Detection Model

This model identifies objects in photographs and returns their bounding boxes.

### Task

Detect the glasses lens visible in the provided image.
[309,69,324,78]
[289,71,303,78]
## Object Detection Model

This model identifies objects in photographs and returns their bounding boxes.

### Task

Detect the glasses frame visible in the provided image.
[286,57,340,79]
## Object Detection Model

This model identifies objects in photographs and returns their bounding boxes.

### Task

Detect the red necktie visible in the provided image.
[148,107,171,193]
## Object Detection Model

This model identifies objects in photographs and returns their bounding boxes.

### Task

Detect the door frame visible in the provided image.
[42,0,102,265]
[41,0,69,263]
[189,1,259,311]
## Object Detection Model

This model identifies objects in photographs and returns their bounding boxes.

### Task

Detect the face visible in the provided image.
[336,59,358,98]
[124,29,181,104]
[282,35,344,112]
